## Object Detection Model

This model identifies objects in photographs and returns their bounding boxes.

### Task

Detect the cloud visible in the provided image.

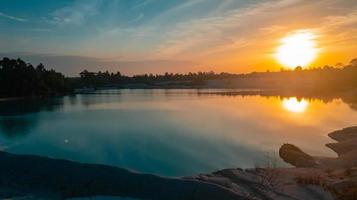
[33,0,356,73]
[148,0,357,69]
[0,12,27,22]
[1,0,356,74]
[78,0,248,59]
[132,0,154,10]
[48,0,100,26]
[128,13,145,24]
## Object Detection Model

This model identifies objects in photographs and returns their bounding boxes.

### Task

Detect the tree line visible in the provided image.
[77,58,357,91]
[77,69,240,87]
[0,58,72,97]
[1,57,357,97]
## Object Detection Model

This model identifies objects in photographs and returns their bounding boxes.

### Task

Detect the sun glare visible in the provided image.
[282,97,309,113]
[276,31,318,68]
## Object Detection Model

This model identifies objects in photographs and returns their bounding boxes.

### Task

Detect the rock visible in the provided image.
[326,138,357,157]
[0,151,243,200]
[279,127,357,169]
[328,126,357,142]
[279,144,318,167]
[328,180,357,200]
[278,127,357,200]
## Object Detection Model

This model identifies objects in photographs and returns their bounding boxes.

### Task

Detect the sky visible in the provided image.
[0,0,357,76]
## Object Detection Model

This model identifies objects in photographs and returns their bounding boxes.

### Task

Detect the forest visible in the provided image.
[1,57,357,97]
[0,58,72,97]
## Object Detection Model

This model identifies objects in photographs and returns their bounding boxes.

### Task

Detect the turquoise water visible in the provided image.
[1,89,357,176]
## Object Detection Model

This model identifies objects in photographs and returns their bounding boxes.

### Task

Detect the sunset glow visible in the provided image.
[282,97,309,113]
[276,31,318,69]
[0,1,356,75]
[1,1,357,198]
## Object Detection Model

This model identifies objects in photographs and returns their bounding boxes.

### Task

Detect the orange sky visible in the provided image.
[1,0,356,75]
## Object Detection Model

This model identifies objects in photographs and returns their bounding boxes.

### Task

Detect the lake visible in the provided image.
[1,89,357,177]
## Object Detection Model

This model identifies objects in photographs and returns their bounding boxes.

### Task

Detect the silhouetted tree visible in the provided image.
[5,57,357,93]
[76,61,357,91]
[294,66,303,71]
[0,58,72,97]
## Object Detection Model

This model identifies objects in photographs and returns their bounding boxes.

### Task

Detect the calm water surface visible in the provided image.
[1,89,357,176]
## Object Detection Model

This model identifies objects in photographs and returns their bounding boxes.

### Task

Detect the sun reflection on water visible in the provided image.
[282,97,309,113]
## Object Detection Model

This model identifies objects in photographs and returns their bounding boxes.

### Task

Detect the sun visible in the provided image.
[282,97,309,113]
[275,30,318,68]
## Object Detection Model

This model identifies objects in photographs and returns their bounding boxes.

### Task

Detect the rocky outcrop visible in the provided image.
[279,144,318,167]
[280,127,357,169]
[328,126,357,142]
[191,126,357,200]
[326,127,357,168]
[277,127,357,200]
[185,168,334,200]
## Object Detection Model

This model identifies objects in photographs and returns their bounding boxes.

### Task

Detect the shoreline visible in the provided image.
[0,127,356,200]
[0,151,242,200]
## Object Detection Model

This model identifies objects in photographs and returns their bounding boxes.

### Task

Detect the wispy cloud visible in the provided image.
[15,28,52,32]
[128,13,145,24]
[0,12,27,22]
[48,0,100,26]
[1,0,356,74]
[132,0,154,10]
[148,0,357,69]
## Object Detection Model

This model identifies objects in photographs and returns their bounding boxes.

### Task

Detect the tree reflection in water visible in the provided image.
[0,98,66,138]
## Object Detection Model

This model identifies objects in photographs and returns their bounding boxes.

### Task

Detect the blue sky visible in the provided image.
[0,0,260,54]
[1,0,356,76]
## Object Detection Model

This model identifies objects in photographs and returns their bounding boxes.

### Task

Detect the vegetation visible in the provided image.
[1,57,357,97]
[77,58,357,91]
[0,58,72,97]
[295,173,326,187]
[76,70,236,88]
[295,170,357,200]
